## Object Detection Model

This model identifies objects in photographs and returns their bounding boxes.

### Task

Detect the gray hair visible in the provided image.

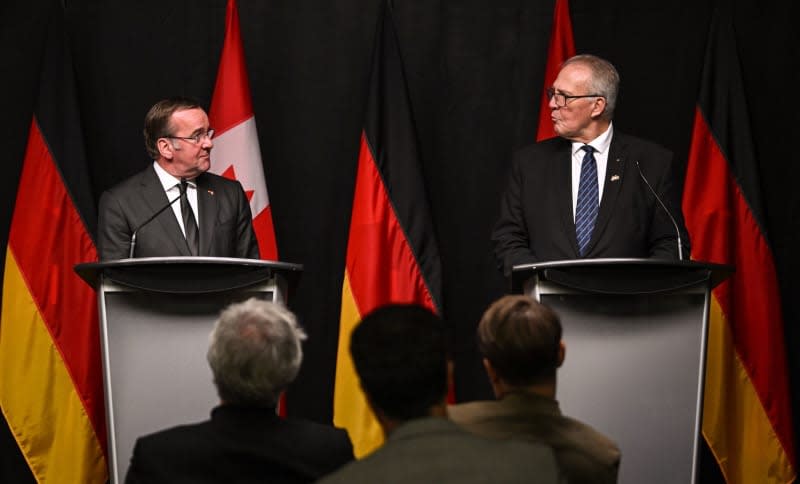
[207,298,307,407]
[562,54,620,120]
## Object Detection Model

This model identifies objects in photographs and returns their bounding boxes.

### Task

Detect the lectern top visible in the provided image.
[74,257,303,294]
[511,258,733,295]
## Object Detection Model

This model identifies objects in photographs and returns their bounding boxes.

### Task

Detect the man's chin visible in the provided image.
[552,125,576,140]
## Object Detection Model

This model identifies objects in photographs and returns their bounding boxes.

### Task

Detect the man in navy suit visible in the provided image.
[124,298,353,484]
[492,55,689,275]
[98,97,259,260]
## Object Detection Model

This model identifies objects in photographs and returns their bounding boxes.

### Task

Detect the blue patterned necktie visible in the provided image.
[575,145,598,257]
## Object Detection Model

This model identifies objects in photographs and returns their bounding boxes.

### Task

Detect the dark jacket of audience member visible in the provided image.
[125,298,353,484]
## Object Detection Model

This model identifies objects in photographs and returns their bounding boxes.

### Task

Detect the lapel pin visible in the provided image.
[207,189,215,196]
[610,175,620,182]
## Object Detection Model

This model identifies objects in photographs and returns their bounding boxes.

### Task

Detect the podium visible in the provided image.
[512,258,731,484]
[75,257,302,484]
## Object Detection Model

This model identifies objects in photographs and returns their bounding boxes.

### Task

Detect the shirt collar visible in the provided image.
[153,161,196,190]
[571,122,614,157]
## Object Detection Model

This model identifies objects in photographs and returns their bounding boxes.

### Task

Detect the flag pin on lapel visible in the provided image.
[207,189,215,196]
[611,175,620,182]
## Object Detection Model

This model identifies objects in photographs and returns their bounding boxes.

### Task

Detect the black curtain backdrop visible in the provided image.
[1,0,798,479]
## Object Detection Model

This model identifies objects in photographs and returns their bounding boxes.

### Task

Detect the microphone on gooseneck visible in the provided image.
[128,186,184,258]
[634,160,684,261]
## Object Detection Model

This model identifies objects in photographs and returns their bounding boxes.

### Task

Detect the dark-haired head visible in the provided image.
[350,304,447,422]
[143,96,203,159]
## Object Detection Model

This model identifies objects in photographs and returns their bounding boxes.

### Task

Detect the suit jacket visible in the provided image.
[317,417,562,484]
[492,132,689,275]
[98,165,259,260]
[124,405,353,484]
[449,393,620,484]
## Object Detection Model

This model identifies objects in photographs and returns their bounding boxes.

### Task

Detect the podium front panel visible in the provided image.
[542,291,706,484]
[99,280,277,484]
[514,259,730,484]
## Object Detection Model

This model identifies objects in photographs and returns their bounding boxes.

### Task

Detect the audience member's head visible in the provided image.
[478,295,563,389]
[350,304,447,422]
[207,298,307,408]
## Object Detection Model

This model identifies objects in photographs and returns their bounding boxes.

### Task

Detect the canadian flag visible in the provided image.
[209,0,278,260]
[536,0,576,141]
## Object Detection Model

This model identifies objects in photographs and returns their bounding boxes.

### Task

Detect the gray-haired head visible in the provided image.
[562,54,620,120]
[207,298,307,407]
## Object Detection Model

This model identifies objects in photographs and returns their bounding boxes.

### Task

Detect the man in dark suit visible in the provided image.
[449,295,620,484]
[124,298,353,484]
[98,97,259,260]
[318,305,561,484]
[492,54,689,275]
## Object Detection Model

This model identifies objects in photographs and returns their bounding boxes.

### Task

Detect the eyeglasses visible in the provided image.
[165,129,215,144]
[546,88,603,108]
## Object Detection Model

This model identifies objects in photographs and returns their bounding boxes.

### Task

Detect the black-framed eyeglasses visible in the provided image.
[546,87,603,107]
[164,129,215,144]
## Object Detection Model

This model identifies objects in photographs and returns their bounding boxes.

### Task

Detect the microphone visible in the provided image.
[128,186,184,258]
[634,160,684,261]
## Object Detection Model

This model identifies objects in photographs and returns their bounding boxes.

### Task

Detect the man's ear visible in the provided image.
[590,96,607,119]
[557,340,566,368]
[157,137,175,160]
[482,357,499,384]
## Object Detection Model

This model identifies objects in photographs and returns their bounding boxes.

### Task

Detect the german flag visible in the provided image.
[683,6,795,483]
[536,0,576,142]
[333,2,443,458]
[0,2,107,482]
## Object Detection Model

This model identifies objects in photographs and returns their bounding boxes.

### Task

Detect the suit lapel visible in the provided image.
[196,174,218,257]
[141,166,191,256]
[555,141,580,257]
[586,133,628,255]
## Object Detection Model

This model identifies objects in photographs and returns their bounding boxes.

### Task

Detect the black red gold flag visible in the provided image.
[683,6,795,483]
[0,2,107,482]
[333,2,443,458]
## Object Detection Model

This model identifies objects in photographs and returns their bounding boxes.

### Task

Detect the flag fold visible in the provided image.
[0,2,107,482]
[333,3,443,458]
[209,0,278,261]
[683,7,795,483]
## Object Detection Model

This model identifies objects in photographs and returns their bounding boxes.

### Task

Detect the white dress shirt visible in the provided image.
[153,161,199,237]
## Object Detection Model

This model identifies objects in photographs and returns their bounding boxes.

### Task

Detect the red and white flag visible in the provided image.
[536,0,576,141]
[209,0,278,260]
